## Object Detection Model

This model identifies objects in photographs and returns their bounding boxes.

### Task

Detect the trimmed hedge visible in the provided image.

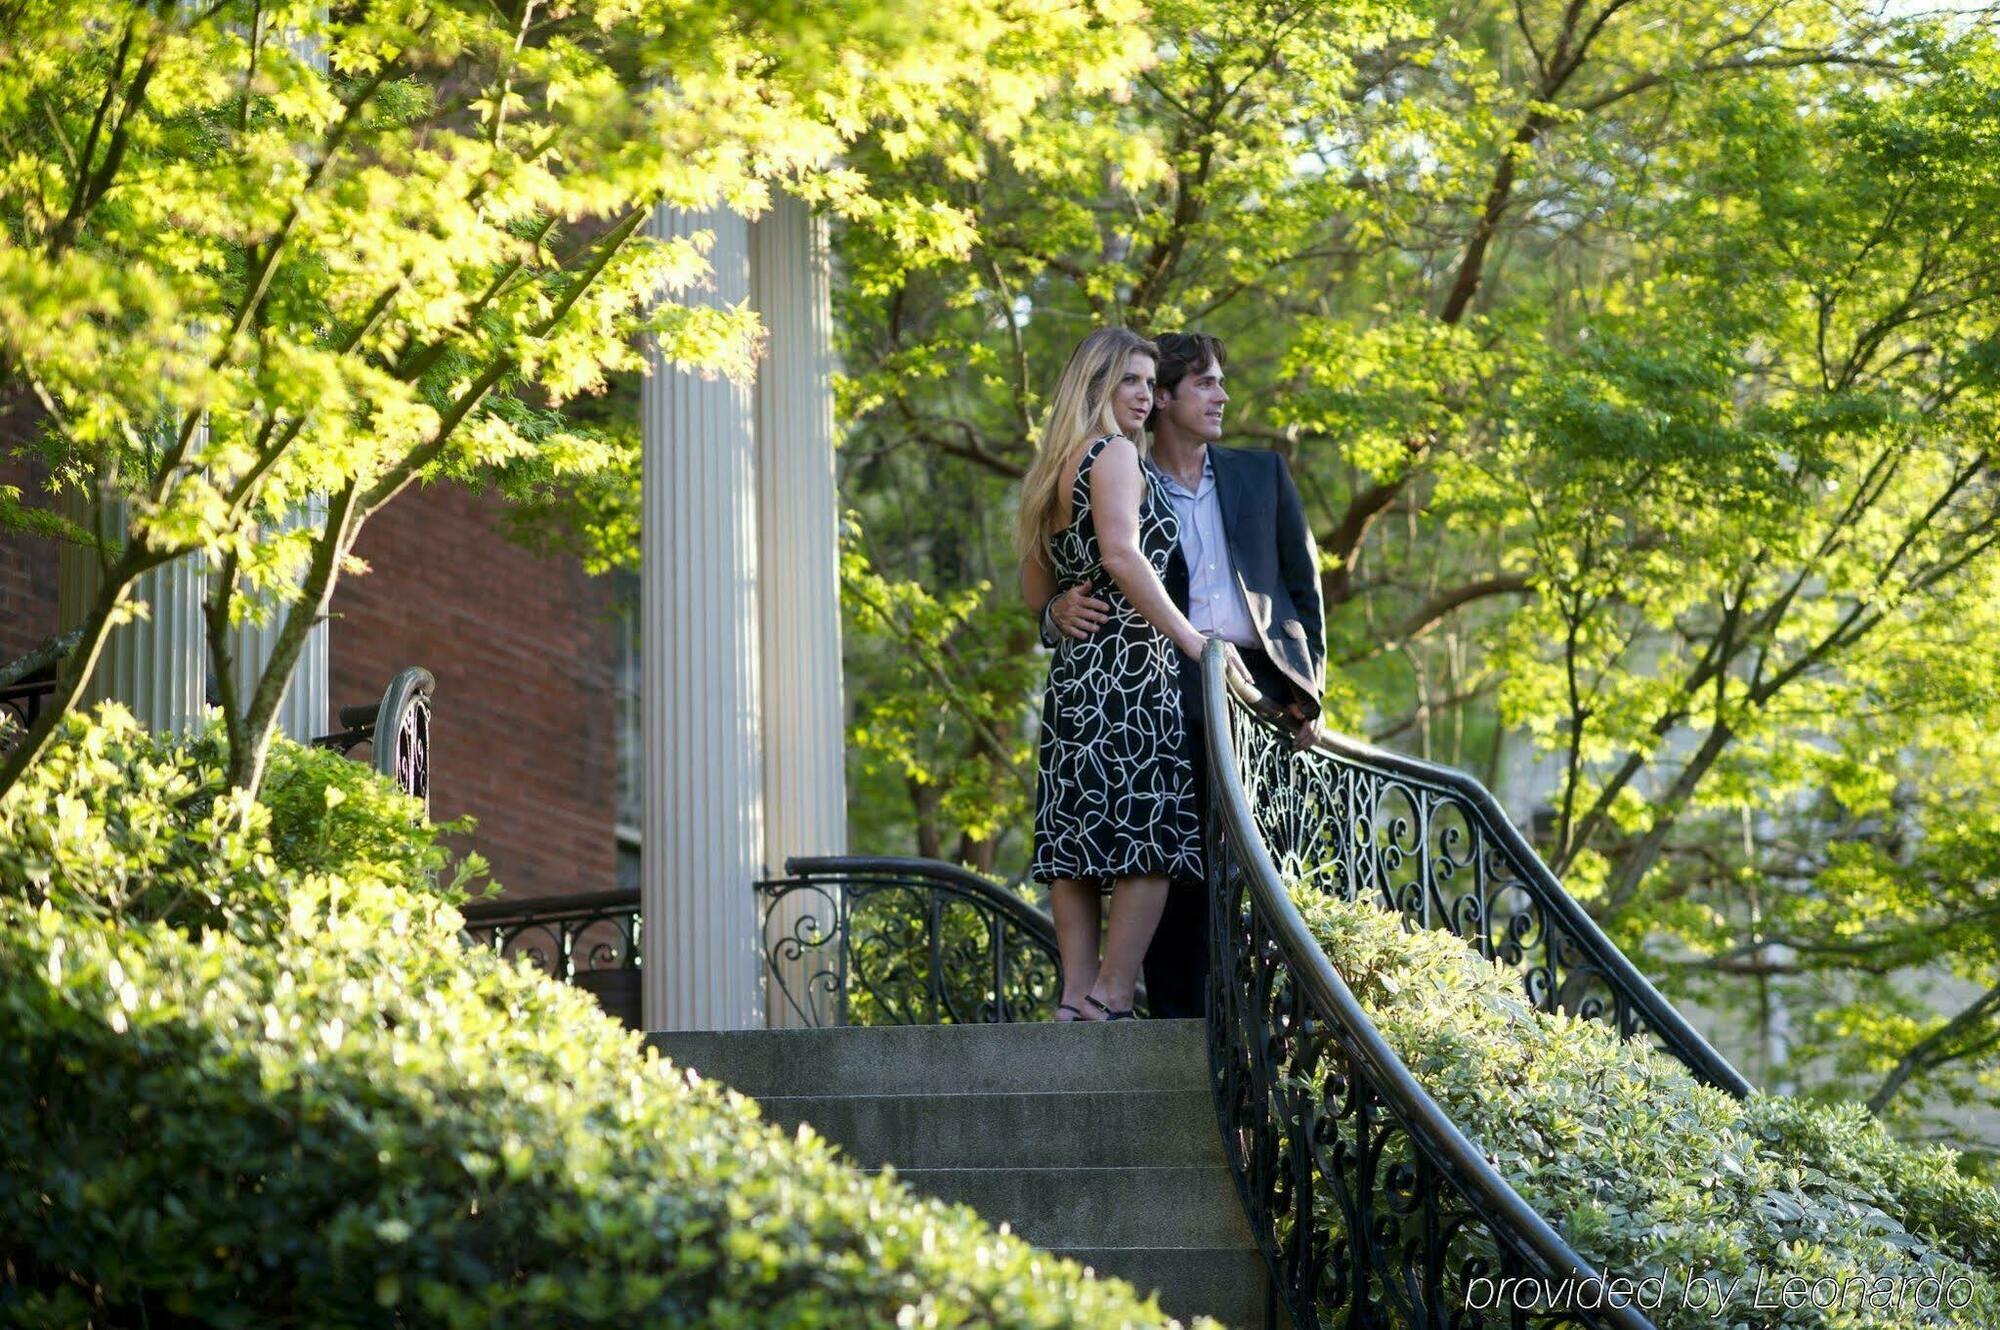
[1293,883,2000,1329]
[0,709,1195,1329]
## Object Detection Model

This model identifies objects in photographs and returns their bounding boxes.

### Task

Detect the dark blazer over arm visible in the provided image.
[1213,446,1326,716]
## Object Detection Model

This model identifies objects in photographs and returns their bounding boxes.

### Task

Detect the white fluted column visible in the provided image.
[751,197,849,1027]
[640,207,766,1031]
[204,23,332,744]
[227,497,330,742]
[58,487,207,735]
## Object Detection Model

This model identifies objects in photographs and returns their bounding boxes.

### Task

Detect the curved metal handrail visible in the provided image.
[784,855,1060,947]
[315,666,434,812]
[1202,640,1712,1329]
[1226,667,1749,1096]
[762,855,1061,1027]
[0,668,56,758]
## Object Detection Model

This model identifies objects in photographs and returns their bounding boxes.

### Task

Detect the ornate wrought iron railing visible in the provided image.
[0,669,56,758]
[759,855,1061,1028]
[1200,641,1750,1330]
[314,665,434,810]
[2,658,432,808]
[461,888,643,1028]
[456,856,1060,1031]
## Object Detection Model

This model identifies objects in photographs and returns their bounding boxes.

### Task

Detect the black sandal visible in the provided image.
[1085,995,1137,1021]
[1056,1002,1085,1022]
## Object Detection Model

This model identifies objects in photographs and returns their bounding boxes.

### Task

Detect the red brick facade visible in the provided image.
[0,455,60,665]
[332,485,621,899]
[0,456,622,903]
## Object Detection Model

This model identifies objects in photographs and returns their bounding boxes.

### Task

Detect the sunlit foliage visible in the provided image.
[833,0,2000,1141]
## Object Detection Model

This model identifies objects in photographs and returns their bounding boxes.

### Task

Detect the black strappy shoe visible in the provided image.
[1085,994,1138,1021]
[1055,1002,1085,1022]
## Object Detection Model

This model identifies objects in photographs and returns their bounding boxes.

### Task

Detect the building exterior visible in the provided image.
[1,457,625,899]
[0,200,846,1036]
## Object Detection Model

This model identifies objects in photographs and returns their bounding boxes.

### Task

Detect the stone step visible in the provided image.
[758,1088,1222,1169]
[651,1018,1209,1098]
[649,1019,1269,1326]
[1056,1247,1271,1330]
[886,1165,1253,1251]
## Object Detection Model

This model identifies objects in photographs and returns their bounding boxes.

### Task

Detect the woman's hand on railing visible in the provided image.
[1217,641,1316,748]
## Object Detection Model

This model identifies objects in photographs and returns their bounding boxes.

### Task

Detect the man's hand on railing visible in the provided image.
[1284,701,1319,751]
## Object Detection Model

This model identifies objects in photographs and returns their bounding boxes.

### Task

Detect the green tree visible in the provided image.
[0,0,1148,798]
[1475,29,2000,1139]
[831,0,2000,1140]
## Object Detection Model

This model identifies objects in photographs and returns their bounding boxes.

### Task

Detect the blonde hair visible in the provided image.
[1015,328,1158,569]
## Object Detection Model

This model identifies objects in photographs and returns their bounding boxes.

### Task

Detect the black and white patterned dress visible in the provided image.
[1032,436,1203,888]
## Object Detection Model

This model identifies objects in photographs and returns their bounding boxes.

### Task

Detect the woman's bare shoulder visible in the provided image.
[1093,433,1138,464]
[1072,432,1135,481]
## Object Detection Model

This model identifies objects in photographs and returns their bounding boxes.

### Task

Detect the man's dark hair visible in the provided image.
[1147,332,1227,429]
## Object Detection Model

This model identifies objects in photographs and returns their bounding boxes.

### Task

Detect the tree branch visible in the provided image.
[0,539,177,796]
[49,17,142,255]
[1575,51,1905,115]
[1338,573,1532,665]
[1867,979,2000,1115]
[1321,474,1411,605]
[227,482,358,792]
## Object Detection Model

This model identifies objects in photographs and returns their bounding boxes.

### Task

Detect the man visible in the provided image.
[1036,331,1326,1019]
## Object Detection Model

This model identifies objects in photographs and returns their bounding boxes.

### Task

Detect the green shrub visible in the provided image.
[0,712,1194,1329]
[1742,1096,2000,1276]
[0,705,264,929]
[259,735,486,904]
[0,705,477,937]
[1293,884,2000,1329]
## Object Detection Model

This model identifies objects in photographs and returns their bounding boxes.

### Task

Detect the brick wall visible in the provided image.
[1,446,622,902]
[0,454,60,666]
[332,484,621,900]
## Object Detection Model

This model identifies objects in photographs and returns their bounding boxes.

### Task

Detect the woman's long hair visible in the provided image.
[1015,328,1158,570]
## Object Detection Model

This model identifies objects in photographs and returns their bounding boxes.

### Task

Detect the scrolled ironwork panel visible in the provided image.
[460,859,1056,1033]
[391,696,429,806]
[1220,681,1732,1074]
[313,666,433,811]
[0,676,54,758]
[1198,643,1717,1330]
[762,879,843,1027]
[461,892,643,984]
[1212,827,1645,1329]
[758,858,1059,1029]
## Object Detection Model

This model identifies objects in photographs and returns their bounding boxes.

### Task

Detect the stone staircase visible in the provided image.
[651,1020,1270,1328]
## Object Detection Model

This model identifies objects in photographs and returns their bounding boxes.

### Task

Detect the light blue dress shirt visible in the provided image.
[1151,451,1259,647]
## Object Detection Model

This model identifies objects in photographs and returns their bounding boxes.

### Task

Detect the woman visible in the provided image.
[1018,328,1207,1021]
